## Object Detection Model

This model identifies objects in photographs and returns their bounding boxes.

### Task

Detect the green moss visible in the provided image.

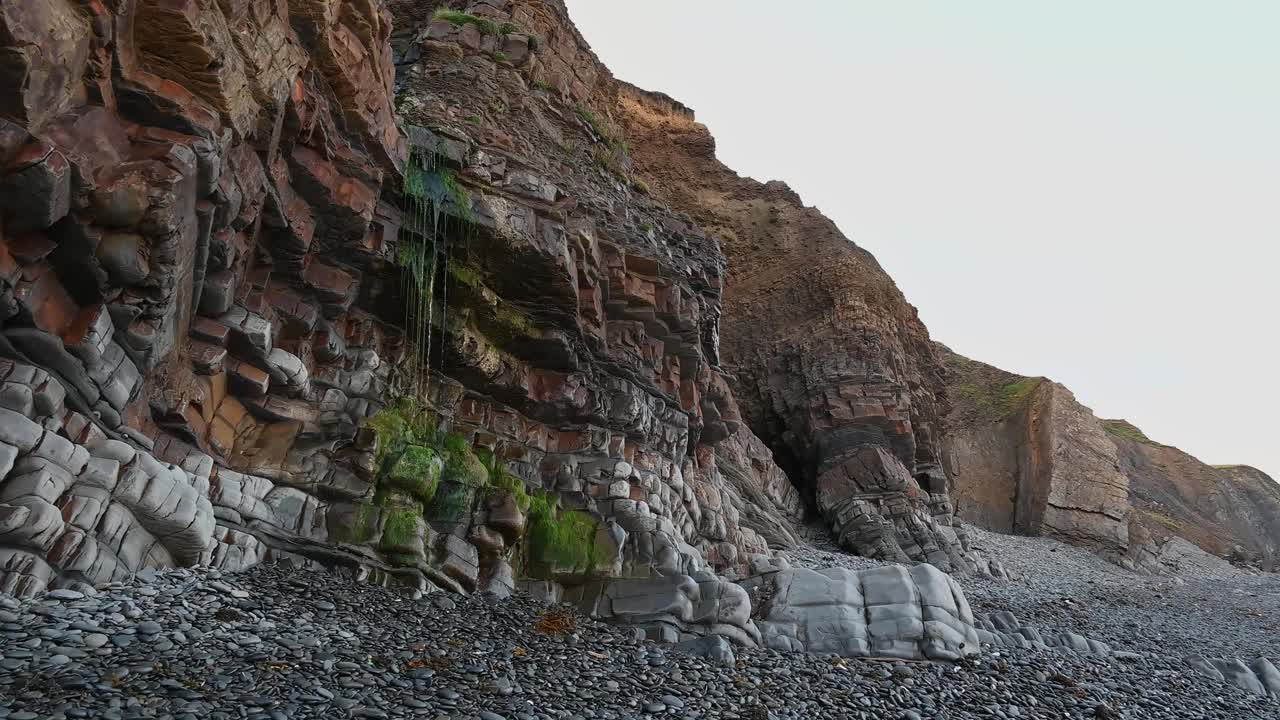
[1143,508,1182,530]
[527,493,601,570]
[1103,419,1155,445]
[998,378,1041,415]
[351,502,379,543]
[442,441,488,487]
[403,150,471,221]
[426,482,474,522]
[494,304,536,337]
[432,8,499,35]
[953,377,1042,424]
[478,448,531,511]
[380,508,421,550]
[533,79,553,92]
[493,51,509,63]
[449,263,484,289]
[386,552,422,567]
[384,444,441,504]
[442,432,470,455]
[498,21,519,34]
[367,398,438,468]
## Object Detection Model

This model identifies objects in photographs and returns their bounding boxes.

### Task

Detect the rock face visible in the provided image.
[1111,423,1280,570]
[548,558,980,662]
[940,345,1280,569]
[0,0,409,595]
[938,347,1130,558]
[0,0,814,598]
[613,84,970,572]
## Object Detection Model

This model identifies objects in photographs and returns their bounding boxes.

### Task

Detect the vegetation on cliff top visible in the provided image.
[952,377,1044,424]
[432,9,507,37]
[1102,419,1157,445]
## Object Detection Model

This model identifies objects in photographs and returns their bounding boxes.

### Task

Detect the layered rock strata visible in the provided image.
[613,79,970,571]
[0,0,813,599]
[538,557,980,662]
[938,347,1130,558]
[940,345,1280,568]
[1112,423,1280,569]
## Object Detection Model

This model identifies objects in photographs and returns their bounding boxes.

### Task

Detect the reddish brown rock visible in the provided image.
[0,0,815,598]
[1110,421,1280,569]
[939,346,1130,560]
[614,84,966,568]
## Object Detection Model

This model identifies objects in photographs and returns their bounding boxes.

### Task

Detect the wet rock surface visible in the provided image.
[1,561,1275,720]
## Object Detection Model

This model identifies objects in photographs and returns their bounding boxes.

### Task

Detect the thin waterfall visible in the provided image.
[400,146,472,407]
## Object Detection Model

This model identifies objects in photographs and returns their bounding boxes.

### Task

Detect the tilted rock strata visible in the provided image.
[612,78,970,571]
[0,0,409,595]
[0,0,808,599]
[1113,425,1280,569]
[940,345,1280,568]
[938,347,1130,558]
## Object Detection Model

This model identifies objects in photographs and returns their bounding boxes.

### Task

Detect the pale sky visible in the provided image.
[566,1,1279,480]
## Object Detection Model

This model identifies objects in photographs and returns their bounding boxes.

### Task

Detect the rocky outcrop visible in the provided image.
[1110,422,1280,569]
[940,346,1280,569]
[0,0,409,595]
[612,79,969,572]
[538,557,980,662]
[0,0,814,598]
[938,347,1130,558]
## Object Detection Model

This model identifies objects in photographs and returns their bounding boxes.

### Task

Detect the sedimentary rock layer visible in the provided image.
[939,345,1280,568]
[0,0,810,597]
[1112,423,1280,569]
[938,347,1130,558]
[612,74,969,571]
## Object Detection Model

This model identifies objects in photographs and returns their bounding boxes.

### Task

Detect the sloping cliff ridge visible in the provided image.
[939,345,1280,570]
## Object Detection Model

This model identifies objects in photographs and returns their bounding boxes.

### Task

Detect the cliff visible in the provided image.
[0,0,818,598]
[1112,425,1280,568]
[939,345,1280,569]
[613,81,969,572]
[937,346,1130,558]
[11,0,1257,601]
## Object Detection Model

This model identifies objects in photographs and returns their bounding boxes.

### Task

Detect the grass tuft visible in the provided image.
[433,9,529,40]
[477,448,531,511]
[1102,419,1156,445]
[432,8,498,35]
[527,492,601,570]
